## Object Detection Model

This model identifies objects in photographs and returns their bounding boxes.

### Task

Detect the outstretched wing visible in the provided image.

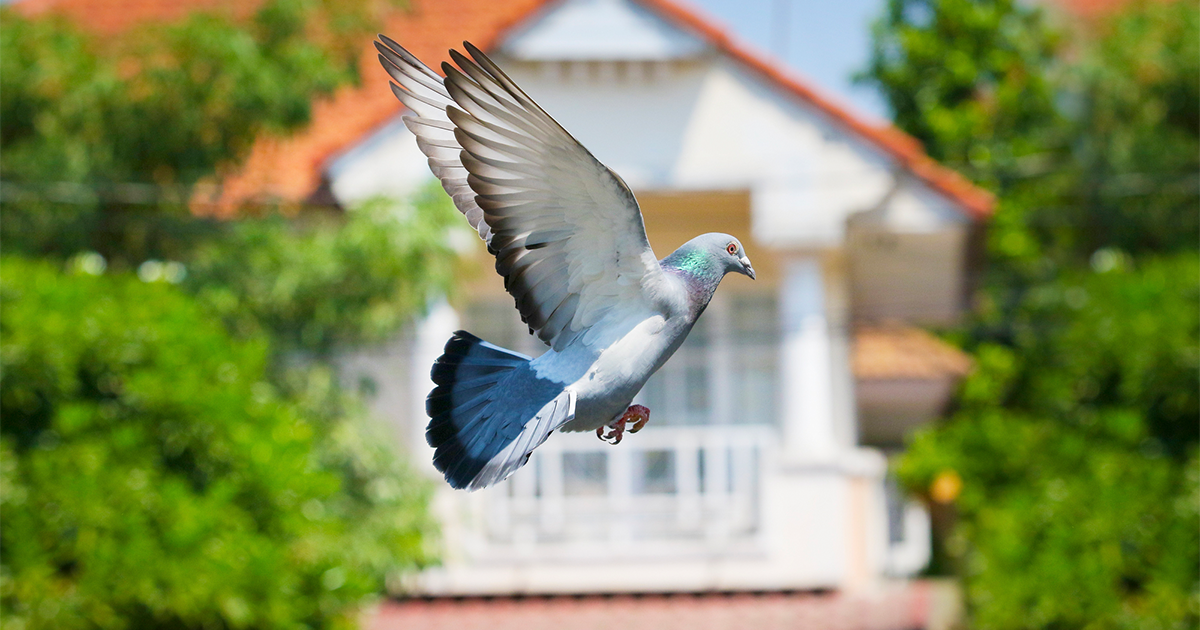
[376,36,666,350]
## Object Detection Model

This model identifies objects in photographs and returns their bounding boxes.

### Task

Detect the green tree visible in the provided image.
[1063,3,1200,256]
[862,0,1064,187]
[899,254,1199,628]
[861,1,1199,628]
[1,258,435,629]
[185,190,461,359]
[0,2,462,628]
[861,0,1075,283]
[0,0,388,265]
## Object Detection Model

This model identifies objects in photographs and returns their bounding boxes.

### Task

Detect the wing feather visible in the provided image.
[376,36,668,349]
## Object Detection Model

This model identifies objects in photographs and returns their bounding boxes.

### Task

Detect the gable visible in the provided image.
[500,0,706,60]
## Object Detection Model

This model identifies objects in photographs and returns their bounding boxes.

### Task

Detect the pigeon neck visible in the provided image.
[662,248,723,315]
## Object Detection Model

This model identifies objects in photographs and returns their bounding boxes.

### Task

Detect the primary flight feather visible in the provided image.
[376,36,755,490]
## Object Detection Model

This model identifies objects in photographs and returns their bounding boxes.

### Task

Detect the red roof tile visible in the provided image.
[853,325,973,381]
[1051,0,1178,18]
[15,0,249,35]
[368,582,938,630]
[17,0,995,219]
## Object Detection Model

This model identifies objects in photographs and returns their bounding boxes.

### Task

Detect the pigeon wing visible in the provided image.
[376,37,667,350]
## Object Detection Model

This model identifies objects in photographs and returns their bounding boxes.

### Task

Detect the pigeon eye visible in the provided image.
[726,243,738,256]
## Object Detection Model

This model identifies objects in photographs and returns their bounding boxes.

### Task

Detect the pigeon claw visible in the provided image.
[626,404,651,434]
[597,422,624,445]
[596,404,651,445]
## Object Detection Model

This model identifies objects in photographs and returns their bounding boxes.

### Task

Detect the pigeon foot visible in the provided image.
[596,404,651,445]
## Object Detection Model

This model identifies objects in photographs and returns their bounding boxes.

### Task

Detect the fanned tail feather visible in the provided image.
[426,330,570,490]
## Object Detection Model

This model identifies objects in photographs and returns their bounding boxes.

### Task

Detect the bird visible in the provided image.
[375,35,755,491]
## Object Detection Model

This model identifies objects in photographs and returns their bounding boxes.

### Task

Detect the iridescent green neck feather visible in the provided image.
[667,248,718,278]
[661,246,723,316]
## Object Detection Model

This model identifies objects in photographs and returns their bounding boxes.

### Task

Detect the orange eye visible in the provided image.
[726,243,738,256]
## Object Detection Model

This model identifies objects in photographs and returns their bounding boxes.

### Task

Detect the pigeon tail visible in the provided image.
[426,331,572,490]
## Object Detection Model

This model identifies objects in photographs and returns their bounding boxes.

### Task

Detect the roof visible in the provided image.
[852,325,973,381]
[1050,0,1179,18]
[368,582,942,630]
[14,0,250,35]
[18,0,995,219]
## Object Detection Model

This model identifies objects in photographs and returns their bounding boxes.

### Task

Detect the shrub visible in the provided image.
[1,257,434,629]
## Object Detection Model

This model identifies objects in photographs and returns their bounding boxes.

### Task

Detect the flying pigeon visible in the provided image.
[375,36,755,490]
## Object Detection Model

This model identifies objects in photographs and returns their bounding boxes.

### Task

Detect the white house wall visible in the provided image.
[325,52,960,252]
[327,117,435,206]
[501,0,707,60]
[494,57,711,190]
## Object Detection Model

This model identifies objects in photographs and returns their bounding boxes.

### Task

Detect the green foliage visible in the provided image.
[0,0,392,265]
[1063,1,1200,256]
[861,0,1064,184]
[898,256,1199,628]
[864,1,1200,627]
[0,3,457,628]
[0,258,435,629]
[185,188,462,358]
[862,0,1075,278]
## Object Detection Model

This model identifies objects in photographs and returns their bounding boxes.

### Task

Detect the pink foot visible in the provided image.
[596,404,651,445]
[626,404,650,433]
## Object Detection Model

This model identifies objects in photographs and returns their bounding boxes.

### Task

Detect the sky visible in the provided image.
[687,0,891,121]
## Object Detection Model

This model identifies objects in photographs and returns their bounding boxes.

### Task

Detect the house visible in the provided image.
[22,0,991,596]
[328,0,989,595]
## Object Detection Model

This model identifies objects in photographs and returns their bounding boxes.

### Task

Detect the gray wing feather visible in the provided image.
[376,36,493,243]
[376,37,668,350]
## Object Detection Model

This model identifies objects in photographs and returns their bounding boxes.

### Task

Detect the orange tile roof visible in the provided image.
[1051,0,1178,18]
[368,582,938,630]
[15,0,249,35]
[18,0,995,219]
[852,325,973,380]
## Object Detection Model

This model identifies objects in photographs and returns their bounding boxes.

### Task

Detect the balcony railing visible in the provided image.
[464,425,776,562]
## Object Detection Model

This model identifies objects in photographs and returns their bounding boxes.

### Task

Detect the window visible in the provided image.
[463,299,546,358]
[633,450,676,494]
[636,293,778,426]
[729,294,778,425]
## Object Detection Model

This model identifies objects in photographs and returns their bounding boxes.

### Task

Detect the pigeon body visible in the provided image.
[376,37,754,490]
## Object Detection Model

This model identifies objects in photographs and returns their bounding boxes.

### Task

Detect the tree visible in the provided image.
[0,3,462,628]
[1063,2,1199,256]
[1,258,436,629]
[184,190,461,359]
[0,0,390,266]
[898,254,1198,628]
[862,0,1064,187]
[861,1,1199,628]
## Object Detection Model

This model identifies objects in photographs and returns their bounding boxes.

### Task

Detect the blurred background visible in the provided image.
[1,0,1195,628]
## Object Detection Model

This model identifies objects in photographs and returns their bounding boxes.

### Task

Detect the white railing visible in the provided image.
[469,425,776,561]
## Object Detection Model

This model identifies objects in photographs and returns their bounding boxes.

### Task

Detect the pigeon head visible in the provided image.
[665,233,755,281]
[661,232,756,301]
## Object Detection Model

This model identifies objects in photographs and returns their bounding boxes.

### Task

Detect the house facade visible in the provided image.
[331,0,988,595]
[23,0,990,596]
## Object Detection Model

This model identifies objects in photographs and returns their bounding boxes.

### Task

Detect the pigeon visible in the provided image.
[375,36,755,491]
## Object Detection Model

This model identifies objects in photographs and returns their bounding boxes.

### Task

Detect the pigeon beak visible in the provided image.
[739,256,756,280]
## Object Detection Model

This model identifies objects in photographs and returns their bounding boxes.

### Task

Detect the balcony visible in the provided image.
[458,425,777,563]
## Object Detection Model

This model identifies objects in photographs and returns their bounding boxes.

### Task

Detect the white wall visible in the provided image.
[325,47,962,252]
